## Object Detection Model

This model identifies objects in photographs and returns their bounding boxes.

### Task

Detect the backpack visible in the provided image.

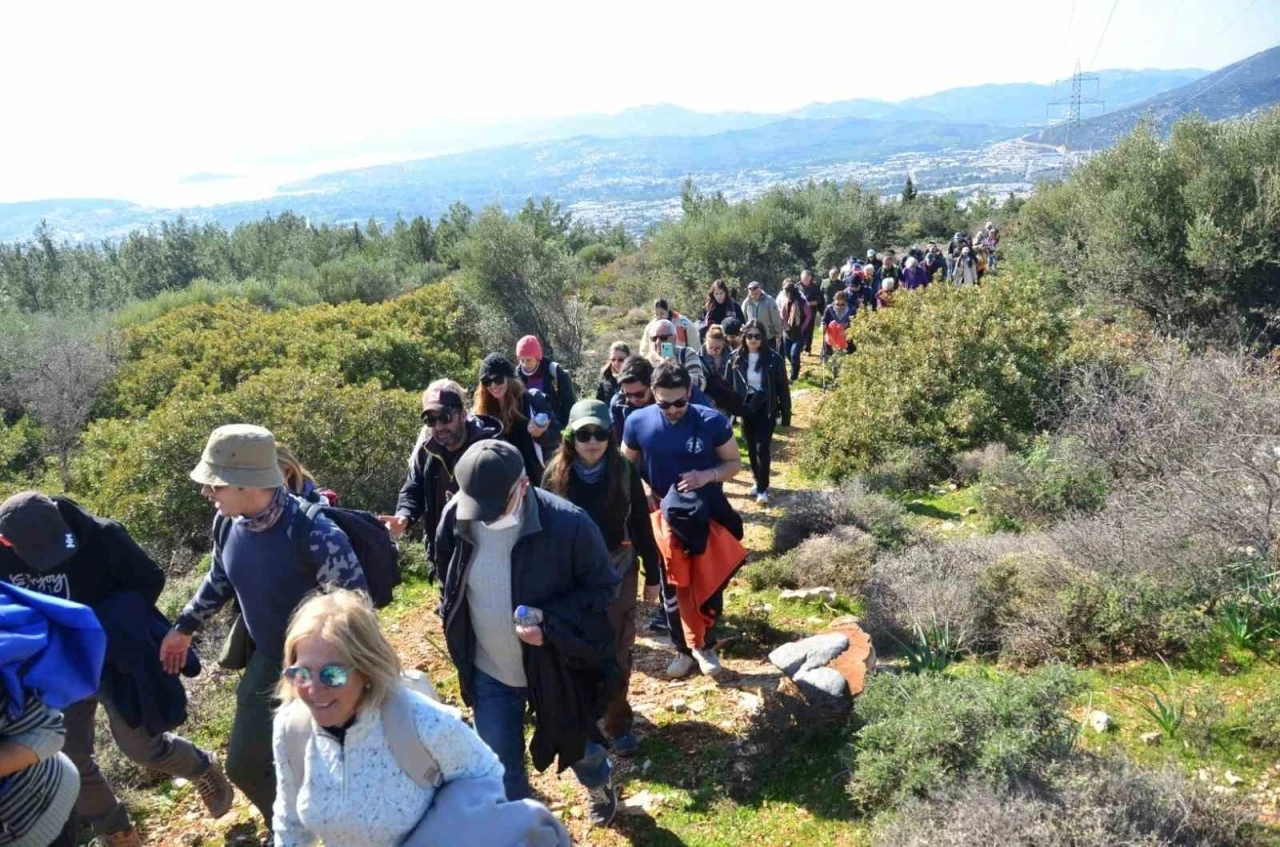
[283,673,444,790]
[213,499,402,609]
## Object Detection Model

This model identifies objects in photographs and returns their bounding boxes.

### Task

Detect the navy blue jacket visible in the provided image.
[95,592,199,735]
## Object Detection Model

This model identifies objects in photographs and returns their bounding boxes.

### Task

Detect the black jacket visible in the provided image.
[395,415,503,566]
[595,367,621,404]
[731,347,792,426]
[517,359,577,431]
[547,459,661,587]
[701,299,745,330]
[435,488,620,771]
[95,592,199,735]
[0,496,163,607]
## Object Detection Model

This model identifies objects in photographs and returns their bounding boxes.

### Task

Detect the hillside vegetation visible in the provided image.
[2,108,1280,845]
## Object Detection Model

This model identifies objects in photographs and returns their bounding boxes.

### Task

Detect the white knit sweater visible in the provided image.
[272,693,503,847]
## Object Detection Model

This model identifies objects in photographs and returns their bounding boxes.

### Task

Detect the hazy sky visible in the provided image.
[3,0,1278,205]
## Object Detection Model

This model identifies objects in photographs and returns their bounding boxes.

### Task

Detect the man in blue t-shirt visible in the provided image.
[623,362,742,680]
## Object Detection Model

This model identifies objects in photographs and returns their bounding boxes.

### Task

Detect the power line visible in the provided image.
[1088,0,1120,70]
[1154,39,1278,125]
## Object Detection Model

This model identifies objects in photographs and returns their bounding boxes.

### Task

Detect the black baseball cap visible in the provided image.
[422,386,465,413]
[453,440,526,522]
[721,316,743,336]
[0,491,78,572]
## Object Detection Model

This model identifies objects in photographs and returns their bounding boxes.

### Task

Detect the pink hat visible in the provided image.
[515,335,543,361]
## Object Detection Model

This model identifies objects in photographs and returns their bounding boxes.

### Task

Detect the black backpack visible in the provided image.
[213,500,401,608]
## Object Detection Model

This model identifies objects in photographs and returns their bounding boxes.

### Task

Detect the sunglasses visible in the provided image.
[609,356,627,363]
[283,664,352,689]
[574,428,610,443]
[656,398,689,410]
[650,334,673,342]
[622,386,648,400]
[744,333,763,340]
[480,374,506,387]
[421,410,456,426]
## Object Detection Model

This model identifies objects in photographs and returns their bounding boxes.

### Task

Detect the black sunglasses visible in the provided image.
[480,374,506,387]
[622,386,648,400]
[421,410,456,427]
[656,398,689,410]
[574,428,610,443]
[744,333,764,340]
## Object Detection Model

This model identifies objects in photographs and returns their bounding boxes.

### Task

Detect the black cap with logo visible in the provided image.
[0,491,78,572]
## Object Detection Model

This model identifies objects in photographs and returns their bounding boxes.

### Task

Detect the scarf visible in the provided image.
[242,486,290,532]
[573,458,607,485]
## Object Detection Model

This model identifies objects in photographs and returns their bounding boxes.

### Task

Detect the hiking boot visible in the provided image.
[100,827,143,847]
[193,755,234,818]
[692,646,723,677]
[666,653,696,678]
[610,732,639,757]
[646,610,669,633]
[587,779,619,827]
[756,490,770,506]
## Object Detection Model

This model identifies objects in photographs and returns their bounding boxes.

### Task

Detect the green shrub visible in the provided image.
[744,555,798,591]
[772,482,912,554]
[803,275,1069,481]
[0,416,43,479]
[73,368,420,557]
[862,446,950,493]
[847,664,1082,811]
[872,757,1256,847]
[951,442,1009,485]
[1244,692,1280,751]
[976,436,1110,531]
[790,526,878,594]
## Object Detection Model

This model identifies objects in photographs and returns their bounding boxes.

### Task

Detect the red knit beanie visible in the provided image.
[515,335,543,361]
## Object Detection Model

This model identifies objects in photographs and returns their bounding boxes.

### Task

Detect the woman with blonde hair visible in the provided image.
[276,443,337,506]
[271,589,509,847]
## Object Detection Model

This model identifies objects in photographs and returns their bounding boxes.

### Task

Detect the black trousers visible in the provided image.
[742,409,776,493]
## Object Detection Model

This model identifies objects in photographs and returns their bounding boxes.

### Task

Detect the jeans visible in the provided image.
[225,650,282,823]
[471,669,611,801]
[742,409,776,493]
[784,337,803,381]
[63,693,211,835]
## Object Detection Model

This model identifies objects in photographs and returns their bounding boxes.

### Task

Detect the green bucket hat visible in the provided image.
[190,424,286,489]
[567,399,611,432]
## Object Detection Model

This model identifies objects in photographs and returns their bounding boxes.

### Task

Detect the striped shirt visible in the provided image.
[0,695,68,845]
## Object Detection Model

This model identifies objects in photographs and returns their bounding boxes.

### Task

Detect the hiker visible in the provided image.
[272,589,516,847]
[923,244,946,283]
[880,250,898,283]
[777,279,812,383]
[798,270,824,355]
[822,290,855,359]
[946,233,965,279]
[434,439,622,824]
[700,279,744,332]
[474,354,560,482]
[278,443,338,506]
[720,315,744,352]
[730,321,791,506]
[899,256,928,291]
[699,325,733,384]
[1,580,107,847]
[0,491,233,847]
[641,299,700,356]
[514,335,576,431]
[866,249,883,279]
[160,424,367,826]
[608,355,655,441]
[973,242,988,280]
[622,362,743,678]
[823,268,845,305]
[985,224,1000,273]
[877,278,896,309]
[954,246,979,285]
[540,400,661,758]
[848,267,877,314]
[643,319,707,390]
[380,380,502,571]
[595,342,631,403]
[740,282,782,351]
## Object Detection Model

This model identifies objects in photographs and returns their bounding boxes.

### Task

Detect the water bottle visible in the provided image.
[533,412,550,428]
[514,605,543,628]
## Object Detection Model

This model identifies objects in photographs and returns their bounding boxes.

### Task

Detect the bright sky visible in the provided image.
[2,0,1278,206]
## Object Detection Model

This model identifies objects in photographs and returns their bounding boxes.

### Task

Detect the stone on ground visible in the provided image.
[768,632,849,675]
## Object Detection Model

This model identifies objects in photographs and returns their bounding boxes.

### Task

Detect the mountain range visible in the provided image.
[4,52,1278,243]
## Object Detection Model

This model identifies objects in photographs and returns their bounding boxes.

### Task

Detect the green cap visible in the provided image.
[567,399,610,431]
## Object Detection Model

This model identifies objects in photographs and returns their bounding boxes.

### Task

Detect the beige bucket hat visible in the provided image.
[190,424,286,489]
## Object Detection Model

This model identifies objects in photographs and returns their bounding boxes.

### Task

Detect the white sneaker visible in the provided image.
[692,647,723,677]
[756,491,770,505]
[666,654,696,678]
[746,485,758,497]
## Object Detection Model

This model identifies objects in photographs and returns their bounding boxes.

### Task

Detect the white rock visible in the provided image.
[1226,771,1245,786]
[670,699,687,714]
[793,666,850,699]
[1088,710,1111,733]
[779,587,838,604]
[768,632,850,676]
[1141,731,1163,746]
